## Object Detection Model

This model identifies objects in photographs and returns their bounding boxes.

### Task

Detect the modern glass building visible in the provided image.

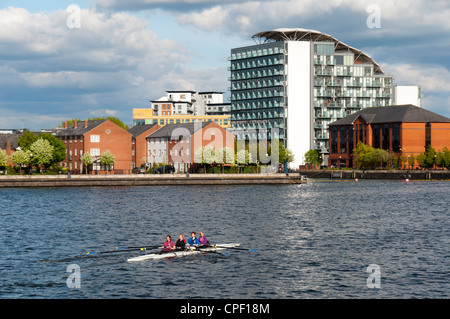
[229,28,394,167]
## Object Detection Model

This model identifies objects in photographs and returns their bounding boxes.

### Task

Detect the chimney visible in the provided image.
[64,121,67,129]
[6,141,11,155]
[74,121,77,129]
[84,120,88,128]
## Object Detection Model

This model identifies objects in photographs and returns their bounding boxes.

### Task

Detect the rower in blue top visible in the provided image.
[187,231,199,249]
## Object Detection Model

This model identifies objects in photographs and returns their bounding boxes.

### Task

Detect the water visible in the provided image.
[0,180,449,299]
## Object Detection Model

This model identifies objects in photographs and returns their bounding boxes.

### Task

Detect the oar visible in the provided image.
[213,245,258,252]
[115,245,161,250]
[197,246,230,256]
[86,246,159,255]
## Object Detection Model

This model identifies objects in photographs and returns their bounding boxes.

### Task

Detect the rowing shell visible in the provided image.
[127,243,240,262]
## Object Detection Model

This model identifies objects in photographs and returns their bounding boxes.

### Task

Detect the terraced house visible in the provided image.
[146,121,235,172]
[56,120,132,174]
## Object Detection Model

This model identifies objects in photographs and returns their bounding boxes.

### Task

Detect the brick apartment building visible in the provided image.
[146,121,235,172]
[128,123,160,168]
[55,120,132,174]
[328,104,450,168]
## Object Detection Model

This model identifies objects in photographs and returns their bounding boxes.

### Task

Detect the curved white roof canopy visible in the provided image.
[252,28,383,74]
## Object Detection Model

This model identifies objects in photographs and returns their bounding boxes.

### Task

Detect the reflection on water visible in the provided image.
[0,180,449,298]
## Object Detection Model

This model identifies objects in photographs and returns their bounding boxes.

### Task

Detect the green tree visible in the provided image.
[304,149,321,167]
[372,148,390,168]
[80,152,93,174]
[391,154,399,169]
[424,146,436,168]
[400,154,408,169]
[0,149,8,168]
[30,138,54,174]
[416,152,426,168]
[100,150,115,171]
[408,153,416,169]
[17,130,37,150]
[37,133,66,166]
[277,142,294,164]
[354,142,373,169]
[214,147,234,164]
[236,149,253,165]
[442,147,450,168]
[10,149,31,174]
[194,146,216,165]
[18,131,66,167]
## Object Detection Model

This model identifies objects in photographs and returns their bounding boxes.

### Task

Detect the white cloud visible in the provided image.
[383,63,450,93]
[169,0,450,38]
[0,7,228,129]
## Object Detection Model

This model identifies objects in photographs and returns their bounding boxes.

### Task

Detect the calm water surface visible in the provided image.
[0,180,449,298]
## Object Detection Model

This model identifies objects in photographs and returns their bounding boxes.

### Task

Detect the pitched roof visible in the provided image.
[55,120,107,137]
[128,124,157,137]
[146,121,213,138]
[329,105,450,126]
[0,133,20,150]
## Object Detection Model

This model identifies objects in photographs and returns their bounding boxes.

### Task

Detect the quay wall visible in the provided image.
[0,173,306,188]
[300,169,450,180]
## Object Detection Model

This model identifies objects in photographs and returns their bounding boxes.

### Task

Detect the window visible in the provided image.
[392,123,400,152]
[382,124,390,150]
[340,126,347,154]
[425,123,431,150]
[331,126,338,153]
[90,148,100,156]
[348,126,354,154]
[358,124,364,143]
[90,135,100,143]
[372,125,380,149]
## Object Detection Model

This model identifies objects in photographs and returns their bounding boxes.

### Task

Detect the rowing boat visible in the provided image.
[127,243,240,262]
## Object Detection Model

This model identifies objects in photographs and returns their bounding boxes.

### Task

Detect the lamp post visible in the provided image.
[29,153,33,175]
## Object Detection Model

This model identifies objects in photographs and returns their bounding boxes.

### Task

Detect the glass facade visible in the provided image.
[230,38,394,157]
[229,42,286,142]
[312,42,393,152]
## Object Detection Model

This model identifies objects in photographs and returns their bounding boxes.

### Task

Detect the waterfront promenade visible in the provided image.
[0,173,306,188]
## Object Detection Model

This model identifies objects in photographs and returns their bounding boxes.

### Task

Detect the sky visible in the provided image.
[1,0,450,130]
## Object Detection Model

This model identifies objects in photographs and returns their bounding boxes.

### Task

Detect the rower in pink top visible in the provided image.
[199,232,209,247]
[162,235,175,252]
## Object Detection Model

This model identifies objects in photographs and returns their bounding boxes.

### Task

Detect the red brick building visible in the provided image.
[328,105,450,168]
[146,121,235,172]
[56,120,132,174]
[128,124,160,169]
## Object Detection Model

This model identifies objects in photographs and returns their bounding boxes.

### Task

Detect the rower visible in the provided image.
[199,231,209,247]
[187,232,199,249]
[161,235,175,253]
[175,233,186,250]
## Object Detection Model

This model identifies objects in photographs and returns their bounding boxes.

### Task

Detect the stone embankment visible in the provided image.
[0,173,306,188]
[300,169,450,180]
